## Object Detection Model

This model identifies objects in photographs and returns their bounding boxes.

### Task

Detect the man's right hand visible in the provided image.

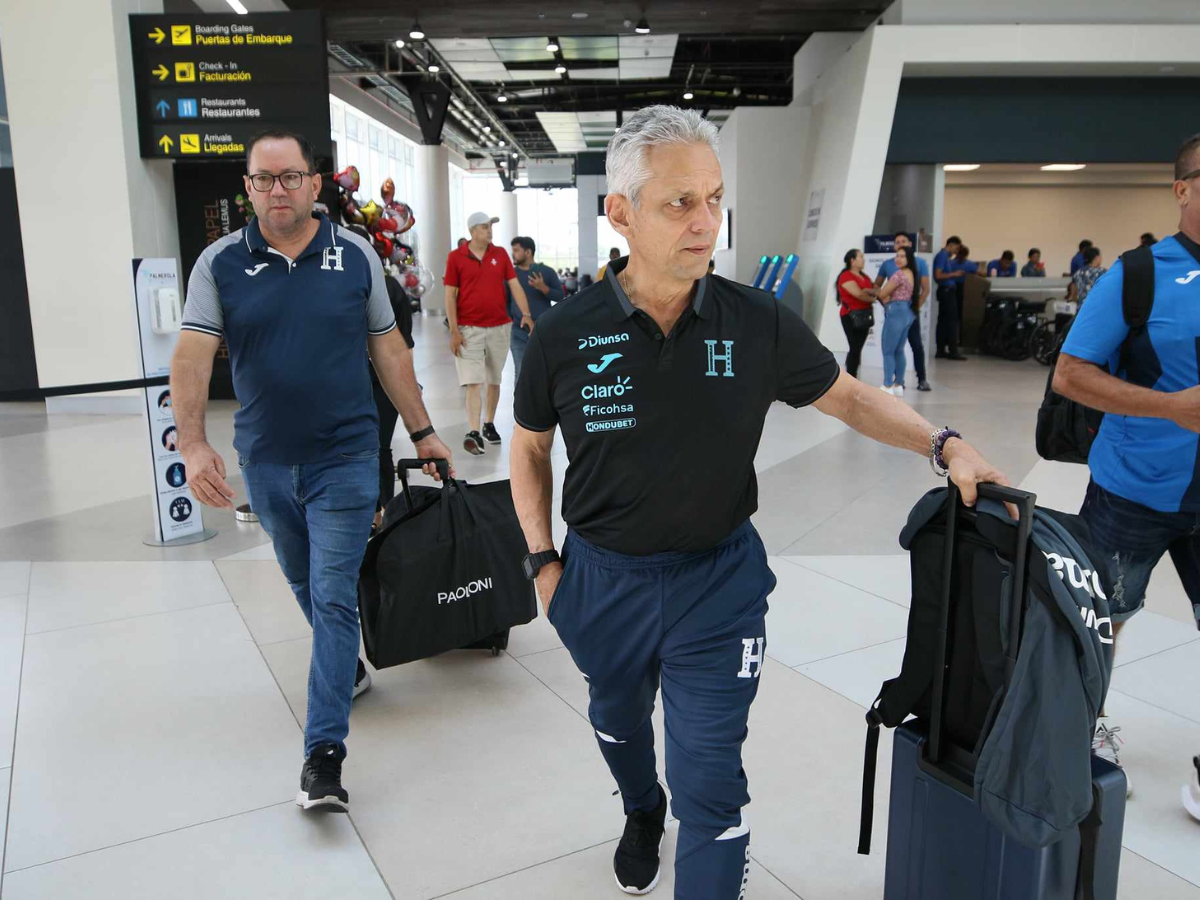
[535,560,564,618]
[1170,386,1200,433]
[450,328,463,357]
[181,441,236,509]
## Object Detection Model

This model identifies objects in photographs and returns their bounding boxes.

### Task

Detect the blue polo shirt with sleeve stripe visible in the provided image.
[1062,233,1200,513]
[181,212,397,465]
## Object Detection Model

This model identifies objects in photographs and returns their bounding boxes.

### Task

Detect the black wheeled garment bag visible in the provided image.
[358,458,536,668]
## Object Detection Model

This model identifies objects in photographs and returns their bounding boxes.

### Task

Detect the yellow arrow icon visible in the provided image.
[153,64,170,81]
[159,135,174,153]
[148,27,165,44]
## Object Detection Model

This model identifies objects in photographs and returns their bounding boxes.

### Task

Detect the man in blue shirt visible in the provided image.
[875,231,932,391]
[509,236,564,379]
[933,235,967,360]
[1055,134,1200,816]
[1070,239,1094,276]
[987,250,1017,278]
[172,130,453,814]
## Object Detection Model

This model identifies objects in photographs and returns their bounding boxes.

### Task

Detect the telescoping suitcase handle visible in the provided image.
[395,458,452,510]
[925,481,1036,779]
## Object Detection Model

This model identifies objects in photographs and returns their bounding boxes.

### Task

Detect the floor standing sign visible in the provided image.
[132,258,215,546]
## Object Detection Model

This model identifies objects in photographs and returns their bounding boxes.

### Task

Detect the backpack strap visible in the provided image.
[1074,781,1104,900]
[1120,244,1154,330]
[857,703,885,855]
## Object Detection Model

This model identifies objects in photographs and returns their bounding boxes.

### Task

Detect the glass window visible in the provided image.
[368,125,381,150]
[330,101,344,135]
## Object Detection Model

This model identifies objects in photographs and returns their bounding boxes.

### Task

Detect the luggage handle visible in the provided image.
[396,458,452,512]
[926,481,1036,770]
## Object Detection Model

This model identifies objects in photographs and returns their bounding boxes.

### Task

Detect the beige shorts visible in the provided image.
[455,324,511,386]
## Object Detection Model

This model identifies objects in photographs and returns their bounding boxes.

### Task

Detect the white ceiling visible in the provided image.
[431,34,679,84]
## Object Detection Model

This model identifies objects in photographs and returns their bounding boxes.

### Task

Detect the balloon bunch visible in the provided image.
[333,166,430,299]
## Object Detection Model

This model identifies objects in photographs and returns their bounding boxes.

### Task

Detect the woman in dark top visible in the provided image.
[836,248,876,379]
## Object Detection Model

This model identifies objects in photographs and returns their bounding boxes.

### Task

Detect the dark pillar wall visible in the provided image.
[0,168,38,396]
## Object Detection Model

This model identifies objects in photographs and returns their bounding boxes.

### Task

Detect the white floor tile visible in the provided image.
[503,605,564,658]
[0,562,31,597]
[1102,691,1200,888]
[0,801,391,900]
[1118,848,1200,899]
[764,558,910,667]
[796,638,906,710]
[214,560,311,647]
[217,540,278,562]
[1112,641,1200,725]
[25,562,231,634]
[442,824,799,899]
[1017,458,1091,514]
[0,593,29,767]
[261,638,630,900]
[784,554,912,607]
[1114,611,1200,668]
[5,603,299,872]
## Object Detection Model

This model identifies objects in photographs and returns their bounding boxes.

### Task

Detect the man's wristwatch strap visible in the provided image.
[522,549,560,580]
[409,425,436,443]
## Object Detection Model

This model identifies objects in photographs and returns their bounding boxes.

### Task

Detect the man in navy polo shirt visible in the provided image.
[509,235,564,380]
[510,105,1010,898]
[933,235,966,360]
[876,231,932,391]
[171,129,452,814]
[1055,133,1200,817]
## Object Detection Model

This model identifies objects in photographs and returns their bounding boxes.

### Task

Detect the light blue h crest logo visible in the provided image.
[704,340,735,378]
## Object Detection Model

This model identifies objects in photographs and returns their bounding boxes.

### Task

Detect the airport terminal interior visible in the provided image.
[1,1,1199,898]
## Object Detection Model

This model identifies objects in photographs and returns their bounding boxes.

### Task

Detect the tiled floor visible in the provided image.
[0,316,1196,898]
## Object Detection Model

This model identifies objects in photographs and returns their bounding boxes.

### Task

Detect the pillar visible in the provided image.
[414,142,451,315]
[495,189,518,254]
[1,0,178,412]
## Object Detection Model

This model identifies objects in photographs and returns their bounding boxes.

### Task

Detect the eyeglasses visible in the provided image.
[1179,169,1200,183]
[247,171,311,192]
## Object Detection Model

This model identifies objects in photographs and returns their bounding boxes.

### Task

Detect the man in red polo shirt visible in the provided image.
[445,211,534,455]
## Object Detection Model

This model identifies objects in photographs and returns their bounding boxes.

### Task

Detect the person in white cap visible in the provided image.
[444,211,535,454]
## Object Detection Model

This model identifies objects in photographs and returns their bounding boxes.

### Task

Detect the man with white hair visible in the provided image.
[510,105,1010,898]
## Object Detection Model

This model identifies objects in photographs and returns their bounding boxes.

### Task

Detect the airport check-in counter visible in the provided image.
[961,275,1072,349]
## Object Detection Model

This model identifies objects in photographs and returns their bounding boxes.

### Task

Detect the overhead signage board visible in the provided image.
[129,12,330,160]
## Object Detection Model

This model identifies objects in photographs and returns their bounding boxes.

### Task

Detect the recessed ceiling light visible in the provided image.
[499,140,506,146]
[572,11,589,18]
[555,64,567,74]
[546,42,560,52]
[1041,164,1087,171]
[497,93,508,102]
[393,38,406,49]
[682,90,694,100]
[409,18,425,40]
[943,164,980,171]
[429,64,441,73]
[483,126,492,133]
[635,17,651,34]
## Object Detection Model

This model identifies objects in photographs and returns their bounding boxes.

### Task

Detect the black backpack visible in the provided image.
[1035,245,1155,463]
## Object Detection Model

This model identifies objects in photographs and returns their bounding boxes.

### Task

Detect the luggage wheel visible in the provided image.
[491,647,501,657]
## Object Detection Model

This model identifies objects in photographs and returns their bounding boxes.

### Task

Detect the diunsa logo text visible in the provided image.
[437,578,493,605]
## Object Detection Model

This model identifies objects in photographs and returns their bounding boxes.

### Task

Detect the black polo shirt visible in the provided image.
[514,258,839,555]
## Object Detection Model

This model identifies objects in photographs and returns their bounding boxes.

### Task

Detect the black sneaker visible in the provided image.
[353,658,372,700]
[614,785,667,895]
[917,380,932,392]
[464,431,485,455]
[481,422,502,445]
[296,743,348,813]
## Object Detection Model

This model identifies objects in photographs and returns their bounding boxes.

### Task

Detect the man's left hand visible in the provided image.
[944,438,1014,512]
[414,433,456,480]
[529,271,550,295]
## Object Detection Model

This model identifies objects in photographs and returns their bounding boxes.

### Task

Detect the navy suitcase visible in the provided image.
[885,722,1126,900]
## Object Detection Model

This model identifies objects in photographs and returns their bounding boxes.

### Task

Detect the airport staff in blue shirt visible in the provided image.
[172,129,453,815]
[1053,134,1200,819]
[1070,239,1094,275]
[933,235,967,359]
[875,231,932,391]
[508,235,564,380]
[987,250,1017,278]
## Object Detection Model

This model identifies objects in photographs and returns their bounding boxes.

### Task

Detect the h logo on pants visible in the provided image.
[738,637,764,679]
[705,340,735,378]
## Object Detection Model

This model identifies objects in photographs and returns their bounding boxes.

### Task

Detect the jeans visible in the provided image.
[1079,479,1200,627]
[240,451,379,757]
[840,312,871,379]
[935,284,960,354]
[907,314,927,383]
[881,301,914,388]
[510,325,529,382]
[549,521,774,900]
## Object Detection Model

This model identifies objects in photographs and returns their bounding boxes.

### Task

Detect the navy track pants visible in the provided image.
[548,520,776,899]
